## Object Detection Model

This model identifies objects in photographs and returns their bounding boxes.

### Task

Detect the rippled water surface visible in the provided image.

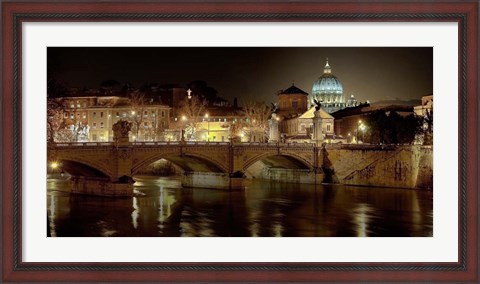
[47,176,433,237]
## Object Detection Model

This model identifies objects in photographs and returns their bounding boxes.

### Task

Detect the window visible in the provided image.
[92,134,97,141]
[100,122,104,128]
[93,122,97,128]
[213,136,216,141]
[161,121,165,127]
[144,122,148,127]
[122,112,126,118]
[300,124,306,132]
[222,136,225,142]
[327,124,331,132]
[292,101,298,109]
[70,114,74,119]
[82,112,86,119]
[100,112,103,118]
[64,112,68,118]
[93,112,96,118]
[116,112,119,118]
[161,111,164,117]
[144,111,148,116]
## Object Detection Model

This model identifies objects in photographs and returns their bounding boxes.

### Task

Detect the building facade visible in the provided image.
[52,95,170,142]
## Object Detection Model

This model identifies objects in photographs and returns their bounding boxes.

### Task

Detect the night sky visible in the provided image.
[48,47,433,104]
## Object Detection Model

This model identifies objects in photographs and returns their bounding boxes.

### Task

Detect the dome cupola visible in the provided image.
[310,58,346,113]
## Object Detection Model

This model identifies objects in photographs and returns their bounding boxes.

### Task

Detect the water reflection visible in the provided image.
[47,177,433,237]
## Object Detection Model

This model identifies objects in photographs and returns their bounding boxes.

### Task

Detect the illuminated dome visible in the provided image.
[310,59,346,113]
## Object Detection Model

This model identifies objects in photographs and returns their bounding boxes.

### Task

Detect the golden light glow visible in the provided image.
[181,115,187,121]
[50,162,59,169]
[358,120,362,124]
[205,113,209,118]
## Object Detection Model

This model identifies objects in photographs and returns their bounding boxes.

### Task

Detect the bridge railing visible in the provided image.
[48,141,316,148]
[131,141,230,146]
[233,142,315,147]
[51,142,114,147]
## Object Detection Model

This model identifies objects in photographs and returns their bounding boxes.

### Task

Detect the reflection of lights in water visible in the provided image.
[273,223,284,237]
[97,220,118,237]
[48,194,57,237]
[352,203,373,237]
[131,197,139,229]
[158,186,164,232]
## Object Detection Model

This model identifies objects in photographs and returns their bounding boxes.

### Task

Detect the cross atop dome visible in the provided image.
[324,58,331,74]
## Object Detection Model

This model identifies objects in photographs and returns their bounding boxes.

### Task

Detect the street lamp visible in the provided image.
[181,115,187,141]
[205,113,210,142]
[356,120,362,144]
[360,124,366,143]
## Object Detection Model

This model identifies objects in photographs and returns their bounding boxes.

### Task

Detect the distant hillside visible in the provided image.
[370,99,421,106]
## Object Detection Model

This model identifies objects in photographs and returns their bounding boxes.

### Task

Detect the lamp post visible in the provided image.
[205,113,210,142]
[360,124,366,143]
[356,120,362,144]
[181,115,187,142]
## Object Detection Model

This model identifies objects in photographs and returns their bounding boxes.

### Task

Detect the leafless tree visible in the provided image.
[128,91,146,141]
[242,100,272,142]
[177,95,208,140]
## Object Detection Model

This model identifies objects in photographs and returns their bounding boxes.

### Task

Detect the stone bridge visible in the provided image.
[47,142,433,197]
[47,141,320,196]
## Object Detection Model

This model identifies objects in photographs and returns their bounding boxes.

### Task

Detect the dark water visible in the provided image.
[47,176,433,237]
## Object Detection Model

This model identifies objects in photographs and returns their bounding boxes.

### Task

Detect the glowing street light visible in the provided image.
[50,162,59,169]
[356,120,363,144]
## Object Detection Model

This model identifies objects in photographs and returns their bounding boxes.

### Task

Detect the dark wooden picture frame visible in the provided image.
[1,0,478,282]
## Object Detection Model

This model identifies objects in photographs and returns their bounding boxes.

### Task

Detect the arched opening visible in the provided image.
[133,154,226,177]
[243,154,315,184]
[48,159,111,179]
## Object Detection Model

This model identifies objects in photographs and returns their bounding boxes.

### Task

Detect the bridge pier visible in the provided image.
[71,176,133,197]
[181,172,245,191]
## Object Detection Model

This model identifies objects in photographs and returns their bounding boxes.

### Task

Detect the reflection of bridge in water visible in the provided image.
[48,141,322,196]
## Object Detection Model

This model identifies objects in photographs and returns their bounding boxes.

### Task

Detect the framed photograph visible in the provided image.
[2,0,478,282]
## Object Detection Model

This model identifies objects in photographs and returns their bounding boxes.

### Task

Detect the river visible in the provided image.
[47,176,433,237]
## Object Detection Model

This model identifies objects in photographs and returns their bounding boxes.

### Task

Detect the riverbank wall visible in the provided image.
[248,145,432,189]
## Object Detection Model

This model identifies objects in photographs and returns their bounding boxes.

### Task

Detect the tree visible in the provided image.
[242,100,272,142]
[423,108,433,145]
[47,99,65,142]
[128,91,146,141]
[364,110,423,145]
[176,95,208,140]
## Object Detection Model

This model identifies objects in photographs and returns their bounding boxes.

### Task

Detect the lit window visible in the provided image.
[144,111,148,116]
[70,114,74,119]
[93,122,97,128]
[82,112,86,119]
[116,112,119,118]
[64,112,68,118]
[122,112,126,118]
[100,122,104,128]
[70,104,74,108]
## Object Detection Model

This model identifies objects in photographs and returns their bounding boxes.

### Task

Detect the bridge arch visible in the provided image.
[132,152,228,175]
[48,158,113,180]
[242,152,314,172]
